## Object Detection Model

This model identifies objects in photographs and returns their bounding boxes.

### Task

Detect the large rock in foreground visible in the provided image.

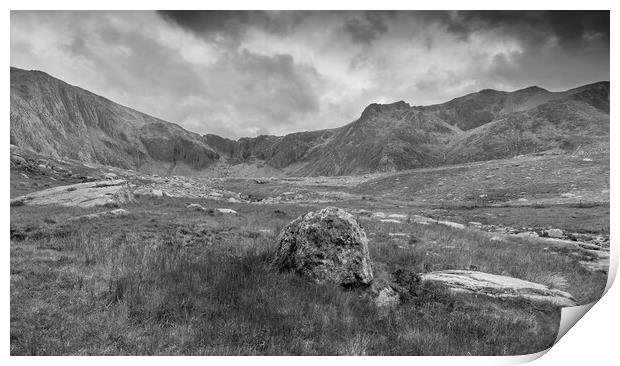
[273,206,373,287]
[10,179,133,208]
[420,270,577,307]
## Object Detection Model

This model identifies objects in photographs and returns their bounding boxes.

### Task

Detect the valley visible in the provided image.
[9,66,610,356]
[9,137,610,355]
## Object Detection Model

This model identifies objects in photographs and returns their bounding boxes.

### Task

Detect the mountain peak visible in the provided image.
[514,85,549,94]
[360,100,411,120]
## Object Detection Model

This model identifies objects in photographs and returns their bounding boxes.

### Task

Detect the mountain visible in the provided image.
[10,67,609,177]
[206,82,609,175]
[10,67,220,176]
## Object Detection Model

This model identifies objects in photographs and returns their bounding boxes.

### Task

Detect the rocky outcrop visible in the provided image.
[11,179,133,208]
[273,207,373,287]
[419,270,577,307]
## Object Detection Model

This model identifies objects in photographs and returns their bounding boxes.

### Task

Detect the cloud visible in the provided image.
[11,10,609,139]
[343,11,389,45]
[438,10,609,47]
[157,10,306,46]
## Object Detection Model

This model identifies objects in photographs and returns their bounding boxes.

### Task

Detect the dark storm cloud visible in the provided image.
[343,11,389,45]
[157,10,306,45]
[440,10,609,46]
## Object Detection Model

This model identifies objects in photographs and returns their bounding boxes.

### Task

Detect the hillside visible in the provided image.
[10,67,609,177]
[10,67,220,176]
[208,82,609,176]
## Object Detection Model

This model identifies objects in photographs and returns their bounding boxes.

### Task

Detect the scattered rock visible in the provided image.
[11,154,27,165]
[380,219,402,224]
[272,206,373,287]
[187,203,207,211]
[371,212,387,219]
[388,233,409,238]
[511,231,539,239]
[543,228,564,238]
[109,208,128,216]
[419,270,577,307]
[375,286,400,308]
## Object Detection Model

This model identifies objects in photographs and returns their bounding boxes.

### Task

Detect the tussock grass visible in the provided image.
[362,219,606,304]
[11,199,603,355]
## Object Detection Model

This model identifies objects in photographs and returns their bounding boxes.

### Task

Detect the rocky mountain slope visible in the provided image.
[10,67,609,177]
[10,67,220,176]
[208,82,609,176]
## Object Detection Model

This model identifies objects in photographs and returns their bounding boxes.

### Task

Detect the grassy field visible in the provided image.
[10,195,607,355]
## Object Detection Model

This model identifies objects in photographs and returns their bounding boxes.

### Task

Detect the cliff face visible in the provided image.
[10,67,220,173]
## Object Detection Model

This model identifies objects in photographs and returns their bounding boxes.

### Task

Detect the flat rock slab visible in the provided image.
[419,270,577,307]
[11,179,133,208]
[410,215,465,229]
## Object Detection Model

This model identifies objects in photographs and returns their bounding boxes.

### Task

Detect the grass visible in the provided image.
[11,196,608,355]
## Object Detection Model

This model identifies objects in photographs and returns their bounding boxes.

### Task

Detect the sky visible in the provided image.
[11,10,610,139]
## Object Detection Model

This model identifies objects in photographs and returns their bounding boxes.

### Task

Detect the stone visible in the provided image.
[544,228,564,238]
[11,154,27,165]
[215,208,237,215]
[511,231,539,239]
[104,172,118,180]
[380,219,402,224]
[187,203,207,211]
[375,286,400,308]
[10,180,133,208]
[109,208,128,216]
[419,270,577,307]
[560,192,576,198]
[273,206,373,287]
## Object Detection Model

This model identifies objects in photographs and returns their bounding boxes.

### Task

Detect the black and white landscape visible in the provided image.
[10,10,610,356]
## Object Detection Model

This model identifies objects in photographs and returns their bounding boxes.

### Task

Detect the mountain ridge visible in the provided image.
[10,66,609,177]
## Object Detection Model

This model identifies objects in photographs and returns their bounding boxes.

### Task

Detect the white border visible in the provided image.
[2,1,616,365]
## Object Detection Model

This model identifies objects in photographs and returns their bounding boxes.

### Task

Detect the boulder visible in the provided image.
[544,228,564,238]
[273,206,373,287]
[10,154,27,165]
[419,270,577,307]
